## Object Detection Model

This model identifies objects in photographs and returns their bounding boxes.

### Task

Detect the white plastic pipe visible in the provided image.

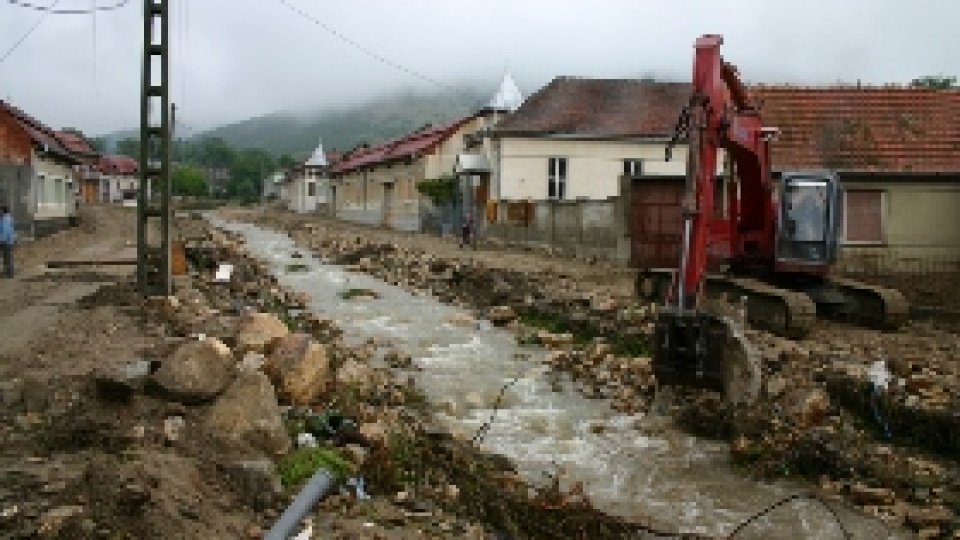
[263,469,335,540]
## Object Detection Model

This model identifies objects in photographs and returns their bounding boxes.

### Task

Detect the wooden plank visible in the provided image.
[46,260,138,268]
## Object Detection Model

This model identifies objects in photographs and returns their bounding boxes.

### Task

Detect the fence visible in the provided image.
[483,198,630,263]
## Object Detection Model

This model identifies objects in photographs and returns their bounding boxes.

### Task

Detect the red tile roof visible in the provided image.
[99,154,138,175]
[332,116,477,175]
[54,129,98,157]
[752,86,960,173]
[494,77,693,138]
[0,100,78,163]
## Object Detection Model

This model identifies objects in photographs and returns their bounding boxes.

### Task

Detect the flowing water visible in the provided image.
[215,219,904,539]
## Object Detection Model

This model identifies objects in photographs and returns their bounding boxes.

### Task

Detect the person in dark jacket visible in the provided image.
[460,213,473,249]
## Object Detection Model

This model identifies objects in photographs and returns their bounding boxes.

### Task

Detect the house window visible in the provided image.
[547,157,567,200]
[623,159,643,178]
[843,189,885,244]
[307,182,316,197]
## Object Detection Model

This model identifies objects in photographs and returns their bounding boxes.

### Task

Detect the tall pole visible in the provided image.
[138,0,172,296]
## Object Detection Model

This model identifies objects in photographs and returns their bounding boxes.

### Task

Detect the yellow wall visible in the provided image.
[839,181,960,272]
[497,137,723,200]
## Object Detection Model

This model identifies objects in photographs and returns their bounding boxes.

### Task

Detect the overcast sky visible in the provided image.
[1,0,957,136]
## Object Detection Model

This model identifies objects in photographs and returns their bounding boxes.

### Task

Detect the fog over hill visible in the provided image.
[196,86,490,158]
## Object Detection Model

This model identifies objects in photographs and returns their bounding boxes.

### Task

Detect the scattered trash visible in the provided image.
[296,432,318,449]
[867,360,891,391]
[0,505,18,519]
[163,416,185,443]
[346,476,370,500]
[214,263,234,282]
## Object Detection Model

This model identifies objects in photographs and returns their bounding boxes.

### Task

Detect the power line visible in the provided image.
[276,0,451,90]
[6,0,130,15]
[0,0,60,64]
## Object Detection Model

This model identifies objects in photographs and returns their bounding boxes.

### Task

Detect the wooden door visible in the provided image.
[629,180,684,268]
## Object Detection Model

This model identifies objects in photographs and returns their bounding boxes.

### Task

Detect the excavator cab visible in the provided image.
[775,172,841,268]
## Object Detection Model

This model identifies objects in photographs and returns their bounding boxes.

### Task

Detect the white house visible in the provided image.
[491,77,725,202]
[286,139,329,214]
[0,100,80,237]
[262,171,284,200]
[98,155,139,204]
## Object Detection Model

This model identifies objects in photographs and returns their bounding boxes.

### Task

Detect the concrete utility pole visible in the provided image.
[137,0,172,296]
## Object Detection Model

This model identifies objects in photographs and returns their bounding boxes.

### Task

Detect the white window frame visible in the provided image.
[547,157,567,200]
[841,188,887,246]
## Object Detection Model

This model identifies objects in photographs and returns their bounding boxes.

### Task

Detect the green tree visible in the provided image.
[278,153,299,169]
[115,138,140,157]
[910,74,957,89]
[172,165,207,196]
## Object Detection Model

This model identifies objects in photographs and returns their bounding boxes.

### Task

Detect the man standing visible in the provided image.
[0,206,14,278]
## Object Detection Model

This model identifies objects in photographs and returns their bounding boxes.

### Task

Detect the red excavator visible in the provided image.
[644,35,907,402]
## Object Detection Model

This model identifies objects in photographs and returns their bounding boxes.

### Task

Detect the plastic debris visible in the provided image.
[214,263,234,282]
[346,476,370,500]
[296,432,318,449]
[867,360,891,391]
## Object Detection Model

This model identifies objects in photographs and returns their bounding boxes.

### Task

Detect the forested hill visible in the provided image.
[200,86,488,158]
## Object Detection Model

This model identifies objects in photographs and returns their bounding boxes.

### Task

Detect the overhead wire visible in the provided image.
[0,0,61,64]
[5,0,129,14]
[276,0,452,90]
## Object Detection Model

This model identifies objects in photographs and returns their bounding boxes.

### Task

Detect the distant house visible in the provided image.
[55,128,100,204]
[753,85,960,272]
[0,100,80,237]
[285,139,332,214]
[98,154,139,205]
[204,167,231,197]
[456,73,525,228]
[331,117,484,231]
[262,171,285,200]
[330,75,522,231]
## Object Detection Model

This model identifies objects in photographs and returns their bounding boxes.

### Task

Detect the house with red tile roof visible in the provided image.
[491,77,712,202]
[752,85,960,272]
[54,128,101,204]
[330,113,491,230]
[329,75,524,231]
[0,100,80,237]
[98,154,139,205]
[489,77,960,271]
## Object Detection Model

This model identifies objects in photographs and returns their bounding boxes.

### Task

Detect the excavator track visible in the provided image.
[639,270,905,340]
[826,276,909,330]
[706,275,817,339]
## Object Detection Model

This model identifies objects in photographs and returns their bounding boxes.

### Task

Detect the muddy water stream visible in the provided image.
[216,219,903,539]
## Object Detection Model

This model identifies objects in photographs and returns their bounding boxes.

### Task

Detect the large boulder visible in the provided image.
[235,312,289,354]
[151,338,235,404]
[264,334,329,405]
[205,371,290,455]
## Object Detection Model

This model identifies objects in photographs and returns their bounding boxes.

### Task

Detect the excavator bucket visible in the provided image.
[653,309,761,405]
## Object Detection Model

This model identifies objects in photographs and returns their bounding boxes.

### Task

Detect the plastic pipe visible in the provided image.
[263,469,335,540]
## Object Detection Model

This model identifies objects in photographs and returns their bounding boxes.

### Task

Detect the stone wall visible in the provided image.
[484,197,630,263]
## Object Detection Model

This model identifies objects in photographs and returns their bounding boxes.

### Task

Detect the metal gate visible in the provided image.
[629,179,683,268]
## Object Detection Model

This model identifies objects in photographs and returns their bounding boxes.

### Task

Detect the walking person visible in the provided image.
[0,206,14,278]
[460,213,474,250]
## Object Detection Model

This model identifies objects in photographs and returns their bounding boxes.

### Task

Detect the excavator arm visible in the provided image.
[654,34,762,404]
